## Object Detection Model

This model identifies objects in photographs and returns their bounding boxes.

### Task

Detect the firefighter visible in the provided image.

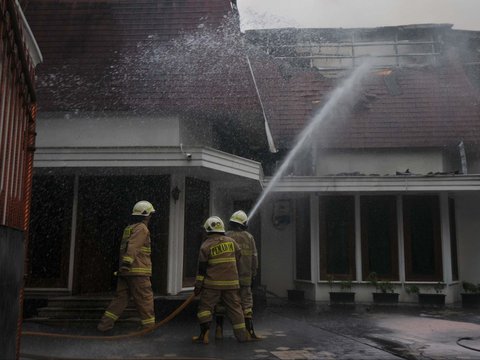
[215,210,260,339]
[192,216,250,344]
[97,200,156,332]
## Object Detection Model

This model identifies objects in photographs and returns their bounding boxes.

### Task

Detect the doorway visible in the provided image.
[74,175,170,294]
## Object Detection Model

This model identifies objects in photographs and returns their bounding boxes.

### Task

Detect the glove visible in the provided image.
[194,285,202,296]
[119,262,131,273]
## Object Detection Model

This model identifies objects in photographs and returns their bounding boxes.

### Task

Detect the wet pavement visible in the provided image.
[20,298,480,360]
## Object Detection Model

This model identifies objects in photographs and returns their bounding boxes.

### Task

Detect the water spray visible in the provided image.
[248,61,373,220]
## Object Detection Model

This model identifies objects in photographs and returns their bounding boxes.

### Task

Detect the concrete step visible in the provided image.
[24,292,197,324]
[37,307,138,320]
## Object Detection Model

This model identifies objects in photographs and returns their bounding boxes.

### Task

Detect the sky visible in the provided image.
[237,0,480,31]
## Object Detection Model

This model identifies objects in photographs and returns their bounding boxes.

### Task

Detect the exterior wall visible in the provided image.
[0,0,41,358]
[260,189,475,304]
[455,192,480,284]
[260,195,295,297]
[0,226,23,360]
[467,152,480,174]
[315,149,446,176]
[35,113,180,148]
[179,117,214,148]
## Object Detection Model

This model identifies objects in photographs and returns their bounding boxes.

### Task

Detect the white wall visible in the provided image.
[180,117,214,148]
[455,192,480,283]
[260,197,295,297]
[316,149,446,175]
[36,113,180,147]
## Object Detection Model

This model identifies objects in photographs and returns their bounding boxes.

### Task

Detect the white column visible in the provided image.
[440,193,453,284]
[397,195,405,283]
[67,173,79,292]
[355,194,362,282]
[310,194,320,287]
[167,174,186,295]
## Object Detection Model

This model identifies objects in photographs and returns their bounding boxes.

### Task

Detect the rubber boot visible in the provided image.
[215,316,224,340]
[245,318,261,340]
[192,322,210,344]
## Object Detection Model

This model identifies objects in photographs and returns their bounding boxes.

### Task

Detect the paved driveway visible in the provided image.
[20,299,480,359]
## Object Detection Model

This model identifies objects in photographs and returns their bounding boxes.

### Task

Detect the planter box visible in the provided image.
[372,292,399,305]
[287,289,305,301]
[329,292,355,306]
[418,293,445,306]
[461,293,480,308]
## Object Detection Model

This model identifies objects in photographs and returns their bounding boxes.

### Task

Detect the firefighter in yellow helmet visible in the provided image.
[192,216,250,344]
[215,210,260,339]
[97,200,156,332]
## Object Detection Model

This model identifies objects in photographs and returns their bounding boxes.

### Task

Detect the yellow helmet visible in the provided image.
[203,216,225,233]
[230,210,248,226]
[132,200,156,216]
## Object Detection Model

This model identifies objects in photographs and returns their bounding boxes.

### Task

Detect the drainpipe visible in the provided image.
[246,55,278,153]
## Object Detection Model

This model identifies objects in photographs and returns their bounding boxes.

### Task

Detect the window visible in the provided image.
[319,196,355,280]
[361,196,398,280]
[403,195,442,281]
[295,197,311,280]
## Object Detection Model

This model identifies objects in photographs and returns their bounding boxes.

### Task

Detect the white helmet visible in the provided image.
[132,200,156,216]
[203,216,225,233]
[230,210,248,226]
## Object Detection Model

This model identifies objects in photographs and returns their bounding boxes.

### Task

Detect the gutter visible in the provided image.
[6,0,42,102]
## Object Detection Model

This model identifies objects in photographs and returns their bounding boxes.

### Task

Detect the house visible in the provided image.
[23,0,268,298]
[0,0,42,356]
[24,0,480,308]
[246,25,480,303]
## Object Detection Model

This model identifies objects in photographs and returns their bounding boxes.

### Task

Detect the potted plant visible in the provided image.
[368,272,399,305]
[405,284,420,298]
[328,275,355,306]
[407,282,446,307]
[461,281,480,308]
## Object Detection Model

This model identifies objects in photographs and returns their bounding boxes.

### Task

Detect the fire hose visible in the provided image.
[22,293,196,340]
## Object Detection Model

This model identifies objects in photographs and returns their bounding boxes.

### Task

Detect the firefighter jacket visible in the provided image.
[195,233,241,290]
[226,230,258,286]
[118,222,152,277]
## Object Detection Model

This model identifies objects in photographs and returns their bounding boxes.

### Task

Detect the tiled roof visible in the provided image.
[25,0,262,118]
[253,53,480,149]
[25,1,480,150]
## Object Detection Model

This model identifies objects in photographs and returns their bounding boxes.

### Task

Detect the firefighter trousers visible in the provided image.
[216,286,254,318]
[197,288,248,341]
[97,276,155,331]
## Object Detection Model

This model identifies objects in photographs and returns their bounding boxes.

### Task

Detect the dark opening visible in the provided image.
[361,195,398,280]
[75,175,170,294]
[403,195,442,281]
[319,196,355,280]
[183,177,210,287]
[27,175,74,288]
[295,196,311,280]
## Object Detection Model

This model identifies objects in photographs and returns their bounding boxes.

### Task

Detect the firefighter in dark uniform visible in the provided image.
[97,200,156,332]
[215,210,260,339]
[192,216,249,344]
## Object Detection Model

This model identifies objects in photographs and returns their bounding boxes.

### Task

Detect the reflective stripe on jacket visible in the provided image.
[196,233,241,290]
[118,222,152,276]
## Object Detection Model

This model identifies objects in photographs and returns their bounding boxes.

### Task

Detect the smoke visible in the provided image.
[238,0,480,31]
